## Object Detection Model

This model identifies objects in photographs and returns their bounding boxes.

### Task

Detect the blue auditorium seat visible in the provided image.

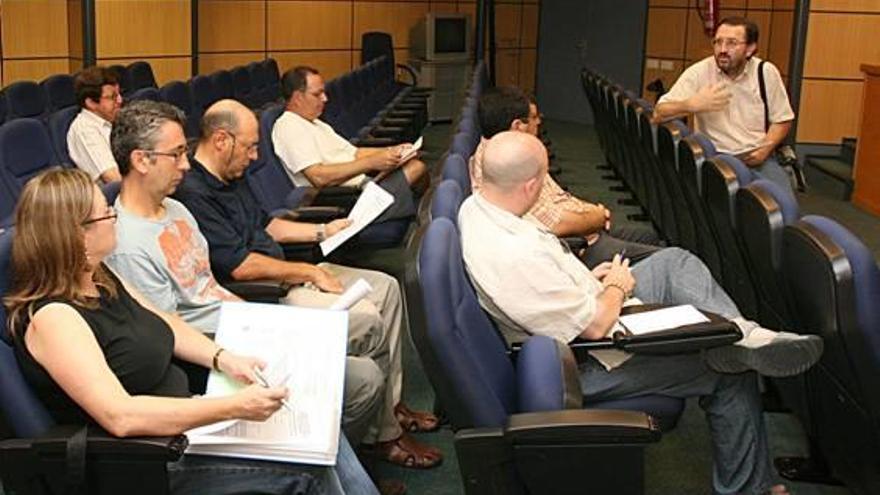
[440,152,470,195]
[210,70,234,100]
[450,131,477,159]
[126,61,157,93]
[159,81,198,137]
[415,218,667,494]
[190,75,217,131]
[127,86,160,102]
[47,106,80,165]
[0,119,60,223]
[0,228,185,494]
[782,216,880,493]
[676,133,723,282]
[736,179,800,330]
[4,81,49,122]
[430,179,464,224]
[40,74,76,112]
[701,154,759,318]
[231,65,254,108]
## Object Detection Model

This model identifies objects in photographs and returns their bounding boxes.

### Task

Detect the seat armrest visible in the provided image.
[355,136,400,147]
[224,280,290,302]
[27,425,188,461]
[275,206,346,223]
[505,409,660,445]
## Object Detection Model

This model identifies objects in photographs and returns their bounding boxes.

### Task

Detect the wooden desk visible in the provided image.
[853,64,880,216]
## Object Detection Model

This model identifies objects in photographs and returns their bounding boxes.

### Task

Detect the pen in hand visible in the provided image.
[253,367,293,413]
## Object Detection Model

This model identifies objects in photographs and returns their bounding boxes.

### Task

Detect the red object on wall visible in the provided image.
[697,0,720,37]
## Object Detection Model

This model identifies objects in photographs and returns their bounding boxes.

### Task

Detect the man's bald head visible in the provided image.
[482,131,548,192]
[200,99,257,140]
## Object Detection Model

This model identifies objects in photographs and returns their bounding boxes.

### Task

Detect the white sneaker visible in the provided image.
[705,318,824,377]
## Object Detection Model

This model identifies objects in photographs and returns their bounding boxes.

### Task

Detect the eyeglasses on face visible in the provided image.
[712,38,747,49]
[144,145,190,163]
[225,131,259,154]
[82,206,118,226]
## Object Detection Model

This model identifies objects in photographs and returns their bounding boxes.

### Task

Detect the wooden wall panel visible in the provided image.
[646,8,687,59]
[518,48,536,94]
[430,3,457,14]
[270,51,353,81]
[353,3,430,49]
[521,4,539,49]
[494,4,521,48]
[803,13,880,79]
[649,0,688,6]
[269,1,352,51]
[200,1,266,52]
[96,1,191,58]
[496,49,519,87]
[811,0,880,12]
[685,9,713,62]
[199,53,265,74]
[3,59,71,85]
[2,1,69,58]
[749,0,773,9]
[772,0,796,9]
[797,80,863,143]
[97,57,191,85]
[769,10,793,76]
[749,10,772,59]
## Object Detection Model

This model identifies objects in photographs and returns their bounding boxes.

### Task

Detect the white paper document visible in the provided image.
[397,136,423,164]
[328,278,372,310]
[319,181,394,255]
[185,302,349,466]
[618,304,709,336]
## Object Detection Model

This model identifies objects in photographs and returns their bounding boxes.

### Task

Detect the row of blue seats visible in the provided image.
[0,55,423,229]
[0,61,157,123]
[583,68,879,494]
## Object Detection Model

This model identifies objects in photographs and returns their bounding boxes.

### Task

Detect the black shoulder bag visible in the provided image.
[757,60,808,192]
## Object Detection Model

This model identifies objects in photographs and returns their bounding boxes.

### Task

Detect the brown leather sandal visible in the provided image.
[371,433,443,469]
[394,403,440,433]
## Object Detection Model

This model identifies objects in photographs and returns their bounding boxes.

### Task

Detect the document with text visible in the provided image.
[185,302,349,466]
[618,304,709,336]
[319,181,394,255]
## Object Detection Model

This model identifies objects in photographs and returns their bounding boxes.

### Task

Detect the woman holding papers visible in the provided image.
[4,168,378,494]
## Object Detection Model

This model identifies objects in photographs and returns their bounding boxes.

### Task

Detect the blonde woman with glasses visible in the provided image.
[3,167,378,495]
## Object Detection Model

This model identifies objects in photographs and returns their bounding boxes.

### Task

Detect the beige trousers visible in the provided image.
[283,262,404,444]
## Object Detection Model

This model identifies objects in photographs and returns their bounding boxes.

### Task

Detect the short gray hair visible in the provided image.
[111,100,186,176]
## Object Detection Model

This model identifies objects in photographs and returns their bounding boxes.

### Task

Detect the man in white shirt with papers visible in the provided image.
[458,131,823,495]
[272,66,427,223]
[67,66,123,184]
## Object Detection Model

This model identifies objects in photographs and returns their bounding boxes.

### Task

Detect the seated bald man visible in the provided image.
[458,131,823,495]
[170,99,442,471]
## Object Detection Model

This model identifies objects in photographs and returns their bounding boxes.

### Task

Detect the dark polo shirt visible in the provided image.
[172,156,284,282]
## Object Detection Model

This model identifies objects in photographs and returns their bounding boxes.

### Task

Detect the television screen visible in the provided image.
[434,18,467,53]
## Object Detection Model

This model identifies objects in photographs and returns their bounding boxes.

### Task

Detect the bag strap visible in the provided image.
[757,60,770,132]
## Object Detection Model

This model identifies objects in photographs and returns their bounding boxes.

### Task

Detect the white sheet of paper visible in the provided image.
[319,181,394,255]
[185,302,348,465]
[618,304,709,336]
[328,278,372,311]
[397,136,423,163]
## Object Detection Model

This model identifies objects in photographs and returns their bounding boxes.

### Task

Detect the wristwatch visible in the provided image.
[316,223,326,242]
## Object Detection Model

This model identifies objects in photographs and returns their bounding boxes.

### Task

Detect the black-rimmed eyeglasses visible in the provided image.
[82,207,118,226]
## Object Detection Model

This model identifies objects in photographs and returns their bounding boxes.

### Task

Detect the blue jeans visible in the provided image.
[579,248,772,495]
[754,156,796,201]
[168,434,378,495]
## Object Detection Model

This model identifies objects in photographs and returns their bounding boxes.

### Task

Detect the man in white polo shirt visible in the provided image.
[67,66,123,184]
[272,66,427,223]
[653,16,795,198]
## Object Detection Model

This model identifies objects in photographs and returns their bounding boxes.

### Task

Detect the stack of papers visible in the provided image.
[186,302,349,466]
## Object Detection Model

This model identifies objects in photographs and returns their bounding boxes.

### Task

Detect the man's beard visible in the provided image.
[715,55,745,76]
